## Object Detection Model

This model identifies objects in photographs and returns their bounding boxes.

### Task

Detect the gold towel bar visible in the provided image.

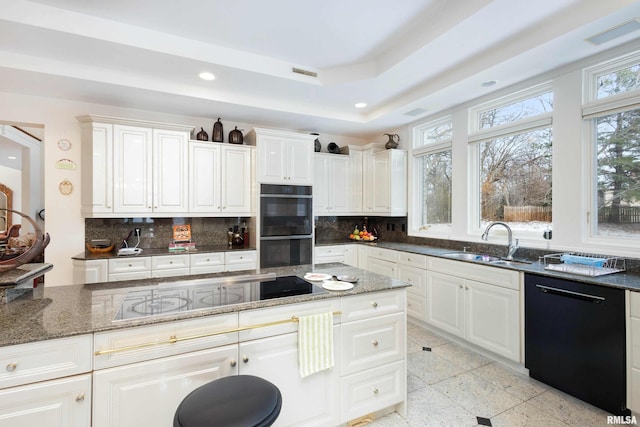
[95,311,342,356]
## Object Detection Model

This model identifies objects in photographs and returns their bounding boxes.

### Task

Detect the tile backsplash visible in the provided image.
[85,217,255,249]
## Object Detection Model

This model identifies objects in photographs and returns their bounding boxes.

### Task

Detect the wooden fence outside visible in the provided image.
[598,206,640,223]
[504,206,552,222]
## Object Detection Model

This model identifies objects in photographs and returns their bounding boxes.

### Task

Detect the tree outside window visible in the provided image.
[593,64,640,238]
[472,89,553,233]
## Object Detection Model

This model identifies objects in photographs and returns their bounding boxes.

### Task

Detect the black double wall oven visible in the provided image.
[259,184,313,268]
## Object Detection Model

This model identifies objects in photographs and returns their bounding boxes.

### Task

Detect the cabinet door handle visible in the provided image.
[371,302,378,308]
[459,285,463,289]
[373,388,379,394]
[372,340,379,346]
[75,393,85,402]
[5,362,17,372]
[230,359,237,367]
[465,286,468,290]
[242,355,249,363]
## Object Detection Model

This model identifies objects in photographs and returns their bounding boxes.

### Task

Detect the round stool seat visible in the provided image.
[174,375,282,427]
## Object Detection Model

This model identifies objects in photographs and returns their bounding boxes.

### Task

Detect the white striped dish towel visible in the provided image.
[298,312,334,378]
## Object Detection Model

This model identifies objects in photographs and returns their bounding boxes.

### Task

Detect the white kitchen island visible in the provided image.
[0,264,408,427]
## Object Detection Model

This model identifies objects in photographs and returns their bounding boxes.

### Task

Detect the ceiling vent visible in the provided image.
[292,67,318,78]
[404,107,428,117]
[586,18,640,45]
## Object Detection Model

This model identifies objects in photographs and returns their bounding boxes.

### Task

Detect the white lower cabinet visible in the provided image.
[0,335,93,427]
[74,250,257,284]
[239,329,340,427]
[315,245,346,264]
[92,346,238,427]
[397,253,428,323]
[426,258,521,362]
[339,290,406,423]
[0,374,92,427]
[366,247,398,278]
[11,289,405,426]
[73,259,108,284]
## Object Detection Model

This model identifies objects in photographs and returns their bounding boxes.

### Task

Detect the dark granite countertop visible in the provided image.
[71,245,257,261]
[317,241,640,291]
[0,263,408,348]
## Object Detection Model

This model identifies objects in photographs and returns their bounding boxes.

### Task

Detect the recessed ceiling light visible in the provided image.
[199,72,215,81]
[355,102,367,108]
[481,80,498,88]
[8,156,16,160]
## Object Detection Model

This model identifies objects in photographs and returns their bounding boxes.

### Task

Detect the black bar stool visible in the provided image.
[174,375,282,427]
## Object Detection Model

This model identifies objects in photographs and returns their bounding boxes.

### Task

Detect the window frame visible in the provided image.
[409,116,454,238]
[583,51,640,246]
[468,83,554,238]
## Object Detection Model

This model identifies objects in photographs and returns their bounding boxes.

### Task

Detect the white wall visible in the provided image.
[0,92,368,285]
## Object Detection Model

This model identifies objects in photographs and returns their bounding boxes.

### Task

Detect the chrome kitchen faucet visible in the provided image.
[481,221,519,260]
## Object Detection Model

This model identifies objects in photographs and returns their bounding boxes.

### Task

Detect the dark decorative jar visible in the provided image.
[196,127,208,141]
[212,118,223,142]
[327,142,341,154]
[314,137,321,152]
[229,127,243,144]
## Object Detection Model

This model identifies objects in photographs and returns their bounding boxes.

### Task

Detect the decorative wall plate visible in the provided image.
[57,139,72,151]
[59,179,73,195]
[55,158,77,170]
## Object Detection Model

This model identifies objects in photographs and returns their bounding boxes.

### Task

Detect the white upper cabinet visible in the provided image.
[152,129,189,213]
[366,148,407,216]
[112,126,189,214]
[189,142,254,215]
[80,121,113,216]
[113,125,153,213]
[313,153,349,215]
[247,128,314,185]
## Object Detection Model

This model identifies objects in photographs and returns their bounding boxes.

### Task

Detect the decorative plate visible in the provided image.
[322,280,354,291]
[57,139,72,151]
[304,273,332,282]
[59,179,73,195]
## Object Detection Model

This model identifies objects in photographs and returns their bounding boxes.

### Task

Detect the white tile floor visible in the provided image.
[370,323,615,427]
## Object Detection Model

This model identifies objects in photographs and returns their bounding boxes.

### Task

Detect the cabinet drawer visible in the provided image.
[397,252,427,269]
[94,314,238,369]
[0,335,92,389]
[151,268,190,278]
[151,254,190,271]
[367,247,398,262]
[238,299,340,342]
[225,250,256,266]
[427,257,520,291]
[340,360,405,423]
[315,245,345,257]
[341,289,406,322]
[190,252,225,268]
[190,252,225,275]
[340,312,405,376]
[398,265,426,296]
[367,258,396,278]
[108,257,151,274]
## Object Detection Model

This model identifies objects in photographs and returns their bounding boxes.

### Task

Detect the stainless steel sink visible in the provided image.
[488,259,531,267]
[441,252,500,262]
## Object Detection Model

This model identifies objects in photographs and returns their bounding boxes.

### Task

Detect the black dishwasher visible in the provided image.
[525,273,629,416]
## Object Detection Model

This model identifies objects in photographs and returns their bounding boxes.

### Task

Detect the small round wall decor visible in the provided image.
[57,139,72,151]
[59,179,73,195]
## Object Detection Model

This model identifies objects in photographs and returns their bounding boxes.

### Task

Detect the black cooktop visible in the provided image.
[113,275,326,321]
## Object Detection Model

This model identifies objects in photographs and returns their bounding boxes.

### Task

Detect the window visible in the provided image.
[470,85,553,233]
[585,53,640,240]
[412,117,452,233]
